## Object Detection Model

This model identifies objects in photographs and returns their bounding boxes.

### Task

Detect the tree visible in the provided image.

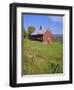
[23,27,28,38]
[28,26,35,35]
[24,31,26,35]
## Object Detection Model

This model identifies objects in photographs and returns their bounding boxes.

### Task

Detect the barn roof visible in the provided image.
[31,28,51,35]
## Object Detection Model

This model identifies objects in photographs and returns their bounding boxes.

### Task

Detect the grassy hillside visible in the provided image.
[22,39,63,75]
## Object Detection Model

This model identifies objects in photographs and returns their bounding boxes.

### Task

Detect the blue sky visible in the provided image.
[22,14,63,35]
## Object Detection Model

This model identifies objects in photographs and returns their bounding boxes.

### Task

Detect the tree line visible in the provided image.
[23,26,35,38]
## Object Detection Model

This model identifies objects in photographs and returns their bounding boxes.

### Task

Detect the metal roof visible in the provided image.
[31,28,51,35]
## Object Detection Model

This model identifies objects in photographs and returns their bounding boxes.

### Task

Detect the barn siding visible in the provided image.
[29,31,52,44]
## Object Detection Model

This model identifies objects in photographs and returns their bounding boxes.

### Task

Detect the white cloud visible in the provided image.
[48,16,63,22]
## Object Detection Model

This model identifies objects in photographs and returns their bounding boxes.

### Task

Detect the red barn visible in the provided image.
[43,31,52,44]
[30,28,52,44]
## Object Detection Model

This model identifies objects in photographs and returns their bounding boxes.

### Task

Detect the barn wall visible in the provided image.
[43,31,52,44]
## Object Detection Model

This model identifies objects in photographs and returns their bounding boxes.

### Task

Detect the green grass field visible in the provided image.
[23,39,63,75]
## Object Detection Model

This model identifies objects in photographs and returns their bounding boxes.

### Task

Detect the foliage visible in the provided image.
[28,26,35,35]
[24,31,29,38]
[23,27,28,38]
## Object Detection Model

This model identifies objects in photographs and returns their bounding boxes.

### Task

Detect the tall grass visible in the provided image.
[23,39,63,75]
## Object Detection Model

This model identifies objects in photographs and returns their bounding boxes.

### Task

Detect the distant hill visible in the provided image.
[52,34,63,41]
